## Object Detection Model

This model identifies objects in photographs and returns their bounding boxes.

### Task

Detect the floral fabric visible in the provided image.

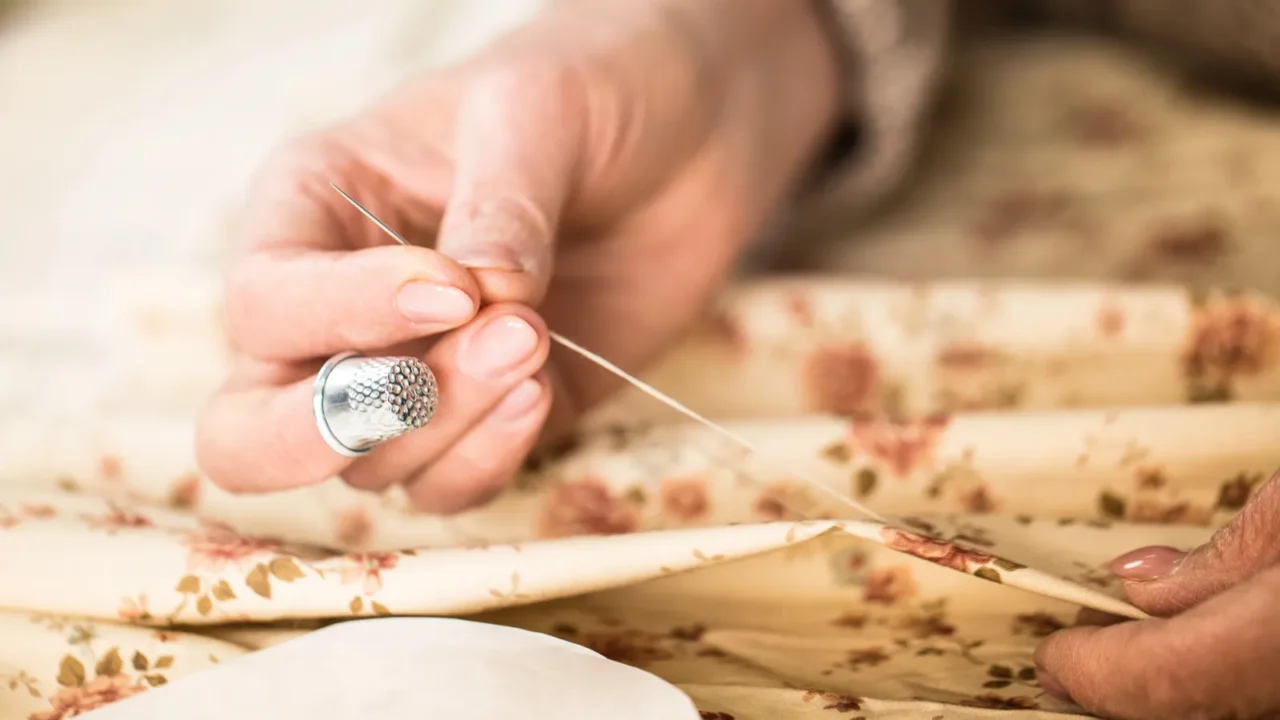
[3,277,1279,720]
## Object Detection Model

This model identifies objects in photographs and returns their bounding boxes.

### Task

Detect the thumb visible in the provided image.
[1109,469,1280,615]
[436,68,584,305]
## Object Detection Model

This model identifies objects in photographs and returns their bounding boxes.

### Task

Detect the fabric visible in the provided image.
[4,279,1280,720]
[799,0,1280,246]
[6,1,1280,720]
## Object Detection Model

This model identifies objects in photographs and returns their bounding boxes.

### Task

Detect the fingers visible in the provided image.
[342,304,549,490]
[196,371,341,494]
[225,244,481,360]
[1042,467,1280,719]
[402,373,552,514]
[1035,565,1280,720]
[227,128,481,361]
[1108,470,1280,616]
[434,67,585,305]
[200,303,548,495]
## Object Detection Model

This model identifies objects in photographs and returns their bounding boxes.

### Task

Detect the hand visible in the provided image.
[1035,471,1280,719]
[195,0,839,513]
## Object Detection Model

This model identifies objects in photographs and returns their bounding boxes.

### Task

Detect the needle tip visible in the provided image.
[326,181,411,246]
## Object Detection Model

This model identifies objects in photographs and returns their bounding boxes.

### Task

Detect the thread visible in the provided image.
[550,331,884,522]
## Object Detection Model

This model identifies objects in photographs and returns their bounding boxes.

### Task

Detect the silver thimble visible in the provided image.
[312,352,439,457]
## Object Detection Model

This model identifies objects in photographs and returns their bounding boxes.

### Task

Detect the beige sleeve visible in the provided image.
[743,0,955,268]
[757,0,952,245]
[781,0,954,242]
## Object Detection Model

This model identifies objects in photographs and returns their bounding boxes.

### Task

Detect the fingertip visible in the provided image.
[194,393,256,494]
[489,377,549,423]
[459,302,553,378]
[1035,665,1073,703]
[1033,627,1096,707]
[404,373,552,515]
[1032,624,1085,671]
[1116,545,1240,617]
[369,245,485,335]
[1034,618,1182,719]
[227,244,488,359]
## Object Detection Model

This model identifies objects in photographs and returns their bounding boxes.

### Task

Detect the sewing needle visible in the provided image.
[327,182,885,523]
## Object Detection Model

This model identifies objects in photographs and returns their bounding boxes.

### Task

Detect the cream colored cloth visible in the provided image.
[5,2,1280,720]
[2,279,1278,720]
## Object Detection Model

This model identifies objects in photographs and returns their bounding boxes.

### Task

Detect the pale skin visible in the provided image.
[196,0,838,511]
[194,2,1280,716]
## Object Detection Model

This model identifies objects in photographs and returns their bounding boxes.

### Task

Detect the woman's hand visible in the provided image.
[195,0,839,513]
[1035,471,1280,719]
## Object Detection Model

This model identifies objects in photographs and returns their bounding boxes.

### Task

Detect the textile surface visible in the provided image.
[4,2,1280,719]
[3,279,1278,720]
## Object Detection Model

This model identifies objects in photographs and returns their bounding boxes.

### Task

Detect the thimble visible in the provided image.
[312,352,439,457]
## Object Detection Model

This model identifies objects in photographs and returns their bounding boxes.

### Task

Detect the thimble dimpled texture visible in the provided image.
[347,357,438,434]
[319,355,438,454]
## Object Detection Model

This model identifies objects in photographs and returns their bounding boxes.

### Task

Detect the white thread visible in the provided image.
[550,332,884,522]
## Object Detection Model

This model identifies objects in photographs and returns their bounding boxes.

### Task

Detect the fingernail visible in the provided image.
[490,378,543,422]
[1036,666,1071,702]
[396,282,476,324]
[463,315,540,379]
[1109,545,1187,582]
[450,242,527,273]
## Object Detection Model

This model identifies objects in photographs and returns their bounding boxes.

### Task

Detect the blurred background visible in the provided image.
[0,0,540,473]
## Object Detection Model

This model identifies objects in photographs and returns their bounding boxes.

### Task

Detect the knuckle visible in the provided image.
[245,139,317,208]
[245,129,357,228]
[455,194,554,246]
